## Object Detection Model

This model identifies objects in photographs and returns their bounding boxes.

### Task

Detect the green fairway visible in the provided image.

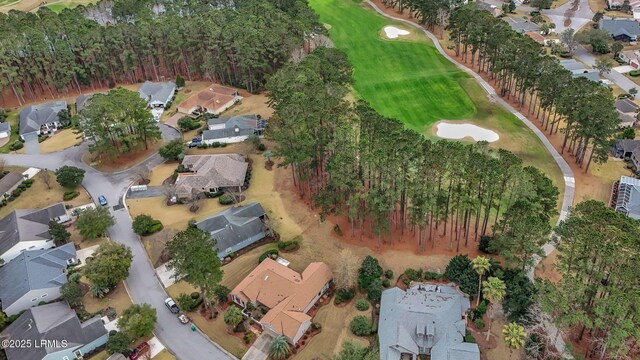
[309,0,564,209]
[309,0,476,132]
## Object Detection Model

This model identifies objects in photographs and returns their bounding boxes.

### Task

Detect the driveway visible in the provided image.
[127,185,166,199]
[0,126,235,360]
[22,133,39,155]
[241,333,272,360]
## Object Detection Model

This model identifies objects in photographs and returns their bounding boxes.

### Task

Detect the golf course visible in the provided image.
[309,0,565,199]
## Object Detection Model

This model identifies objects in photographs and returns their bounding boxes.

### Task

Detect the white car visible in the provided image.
[164,297,179,314]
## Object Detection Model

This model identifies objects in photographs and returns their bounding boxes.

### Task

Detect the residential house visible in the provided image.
[0,121,10,138]
[477,1,503,16]
[175,154,248,199]
[177,84,241,115]
[502,17,541,34]
[612,139,640,158]
[138,81,177,108]
[202,114,266,144]
[19,101,67,141]
[379,284,480,360]
[614,99,639,127]
[0,172,24,199]
[632,146,640,169]
[599,18,640,41]
[196,202,269,259]
[0,301,108,360]
[0,243,77,316]
[619,50,640,69]
[0,203,70,263]
[230,258,333,345]
[524,31,545,44]
[559,59,602,83]
[615,176,640,219]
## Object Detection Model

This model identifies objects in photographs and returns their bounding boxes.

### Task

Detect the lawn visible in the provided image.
[40,128,82,153]
[309,0,476,132]
[0,170,91,219]
[0,0,96,12]
[0,112,19,154]
[82,281,133,317]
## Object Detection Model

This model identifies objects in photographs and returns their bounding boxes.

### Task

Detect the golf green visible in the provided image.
[309,0,476,132]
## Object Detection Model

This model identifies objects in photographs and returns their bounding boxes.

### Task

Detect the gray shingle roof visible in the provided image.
[614,139,640,154]
[559,59,587,72]
[379,284,479,360]
[599,18,640,38]
[204,115,264,142]
[0,172,23,195]
[502,17,540,33]
[0,243,76,312]
[76,93,105,113]
[615,99,638,113]
[175,154,248,197]
[0,122,10,133]
[0,203,68,256]
[196,202,266,253]
[1,302,107,360]
[19,101,67,136]
[138,81,176,106]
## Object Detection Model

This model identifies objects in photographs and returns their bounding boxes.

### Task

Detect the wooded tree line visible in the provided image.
[379,2,619,173]
[445,4,619,173]
[267,47,558,262]
[541,201,640,358]
[0,0,320,105]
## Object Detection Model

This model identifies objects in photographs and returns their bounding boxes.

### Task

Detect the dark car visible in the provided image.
[129,342,150,360]
[191,137,202,144]
[164,297,179,314]
[98,195,108,206]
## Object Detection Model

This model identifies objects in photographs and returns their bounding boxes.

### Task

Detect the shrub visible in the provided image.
[479,235,497,254]
[473,300,488,320]
[218,194,234,205]
[382,278,391,288]
[424,271,441,280]
[350,315,372,336]
[177,117,200,131]
[334,288,354,305]
[384,270,393,279]
[474,318,485,329]
[10,141,23,151]
[464,330,476,343]
[366,279,384,302]
[358,255,383,290]
[132,215,163,236]
[235,322,246,333]
[276,240,299,252]
[214,285,231,304]
[177,293,203,311]
[258,249,279,263]
[355,299,370,311]
[311,322,321,331]
[257,143,266,151]
[443,255,478,297]
[63,190,79,201]
[243,332,255,344]
[630,70,640,77]
[404,268,421,282]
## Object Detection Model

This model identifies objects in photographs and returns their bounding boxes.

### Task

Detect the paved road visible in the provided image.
[367,1,575,357]
[0,124,236,360]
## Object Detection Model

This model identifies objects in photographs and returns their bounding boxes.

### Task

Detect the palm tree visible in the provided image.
[471,256,491,306]
[223,306,243,330]
[502,322,526,359]
[269,335,290,360]
[482,276,506,341]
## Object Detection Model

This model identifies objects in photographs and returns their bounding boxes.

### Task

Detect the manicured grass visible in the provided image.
[309,0,476,132]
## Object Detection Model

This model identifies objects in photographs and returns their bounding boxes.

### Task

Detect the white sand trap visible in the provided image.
[383,26,410,39]
[436,122,500,142]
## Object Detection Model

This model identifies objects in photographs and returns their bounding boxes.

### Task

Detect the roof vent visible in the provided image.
[264,275,269,281]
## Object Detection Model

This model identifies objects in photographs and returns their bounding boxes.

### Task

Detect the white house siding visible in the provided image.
[202,135,250,145]
[303,280,332,314]
[4,287,62,316]
[43,333,108,360]
[1,240,53,264]
[0,131,8,139]
[216,231,266,259]
[291,320,311,345]
[206,98,240,116]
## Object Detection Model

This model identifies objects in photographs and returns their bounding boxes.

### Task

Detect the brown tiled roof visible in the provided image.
[231,259,333,341]
[175,154,247,196]
[178,84,238,113]
[524,32,545,44]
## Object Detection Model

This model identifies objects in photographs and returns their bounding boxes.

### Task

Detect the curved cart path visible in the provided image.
[366,1,575,356]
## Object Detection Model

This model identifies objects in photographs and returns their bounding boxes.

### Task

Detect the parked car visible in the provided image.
[178,314,189,324]
[164,297,179,314]
[187,141,198,148]
[129,342,150,360]
[98,195,108,206]
[191,137,202,144]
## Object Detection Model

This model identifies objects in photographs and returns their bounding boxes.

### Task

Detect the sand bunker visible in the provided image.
[435,122,499,142]
[383,26,410,39]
